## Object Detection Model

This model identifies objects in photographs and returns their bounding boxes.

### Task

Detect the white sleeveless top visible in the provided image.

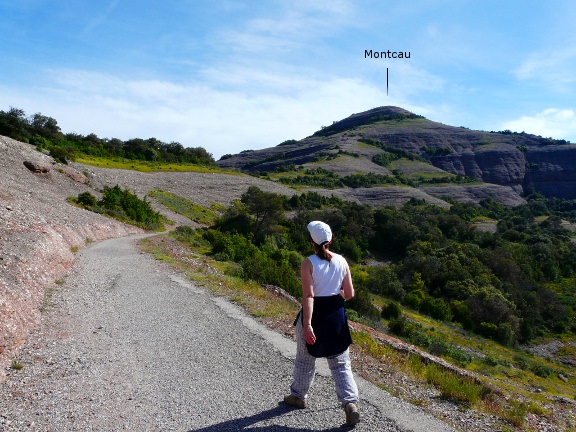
[308,253,348,297]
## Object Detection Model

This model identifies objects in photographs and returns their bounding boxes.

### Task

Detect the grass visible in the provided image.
[10,360,24,370]
[405,310,574,397]
[75,155,237,174]
[502,400,529,427]
[370,292,576,429]
[39,284,59,312]
[148,190,219,225]
[139,232,576,431]
[353,327,485,405]
[425,364,484,406]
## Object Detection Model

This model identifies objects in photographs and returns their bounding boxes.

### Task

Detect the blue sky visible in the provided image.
[1,0,576,159]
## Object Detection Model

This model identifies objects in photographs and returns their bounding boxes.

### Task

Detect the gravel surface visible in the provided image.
[0,234,455,431]
[0,237,450,432]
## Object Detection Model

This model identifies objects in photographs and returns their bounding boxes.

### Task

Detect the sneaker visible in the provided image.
[344,402,360,426]
[283,394,306,409]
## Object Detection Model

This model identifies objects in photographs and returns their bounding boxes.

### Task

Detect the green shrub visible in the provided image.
[513,354,530,370]
[76,191,97,207]
[204,230,259,262]
[100,185,162,229]
[381,301,402,320]
[346,288,380,319]
[339,236,363,262]
[420,297,452,321]
[240,249,301,297]
[30,134,52,150]
[74,185,162,230]
[478,322,499,340]
[405,290,424,309]
[372,151,401,167]
[530,362,553,378]
[49,145,76,163]
[388,315,421,337]
[496,322,516,347]
[446,346,473,367]
[10,360,24,370]
[346,309,360,322]
[450,300,474,329]
[484,356,499,367]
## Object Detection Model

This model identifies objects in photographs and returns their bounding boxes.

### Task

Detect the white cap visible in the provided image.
[307,221,332,245]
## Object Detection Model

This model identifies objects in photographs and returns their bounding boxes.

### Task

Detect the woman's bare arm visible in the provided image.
[341,261,355,301]
[301,258,316,345]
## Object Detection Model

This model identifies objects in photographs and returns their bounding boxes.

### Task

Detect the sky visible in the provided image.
[1,0,576,160]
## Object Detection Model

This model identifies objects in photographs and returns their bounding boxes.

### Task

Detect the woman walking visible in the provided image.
[284,221,360,426]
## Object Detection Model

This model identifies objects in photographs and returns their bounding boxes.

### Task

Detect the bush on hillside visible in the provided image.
[381,301,402,320]
[73,185,163,231]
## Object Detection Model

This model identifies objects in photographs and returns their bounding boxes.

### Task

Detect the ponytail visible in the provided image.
[310,235,332,263]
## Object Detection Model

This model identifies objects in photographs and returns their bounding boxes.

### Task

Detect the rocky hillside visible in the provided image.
[217,106,576,206]
[0,136,295,380]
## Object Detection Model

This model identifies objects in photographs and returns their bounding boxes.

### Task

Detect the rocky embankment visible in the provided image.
[0,137,143,380]
[0,136,296,380]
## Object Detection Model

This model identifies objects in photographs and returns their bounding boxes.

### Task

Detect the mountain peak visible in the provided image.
[313,106,422,138]
[349,106,415,118]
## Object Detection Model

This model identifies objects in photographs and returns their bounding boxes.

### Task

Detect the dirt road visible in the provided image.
[0,234,455,431]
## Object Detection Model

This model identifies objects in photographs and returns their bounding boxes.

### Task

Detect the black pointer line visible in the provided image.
[387,67,389,96]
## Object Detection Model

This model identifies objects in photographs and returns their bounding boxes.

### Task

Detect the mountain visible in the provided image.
[217,106,576,207]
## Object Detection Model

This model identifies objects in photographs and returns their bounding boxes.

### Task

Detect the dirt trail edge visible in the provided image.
[0,234,455,432]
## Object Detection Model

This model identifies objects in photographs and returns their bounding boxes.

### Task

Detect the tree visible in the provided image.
[0,107,30,141]
[30,113,62,142]
[240,186,286,240]
[103,138,124,155]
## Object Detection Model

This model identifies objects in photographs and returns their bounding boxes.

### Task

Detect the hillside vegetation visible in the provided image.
[179,187,576,347]
[0,107,215,167]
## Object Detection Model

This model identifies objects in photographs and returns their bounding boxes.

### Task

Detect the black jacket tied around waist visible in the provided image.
[296,294,353,358]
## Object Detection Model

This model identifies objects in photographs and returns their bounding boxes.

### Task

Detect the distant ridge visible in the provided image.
[217,106,576,207]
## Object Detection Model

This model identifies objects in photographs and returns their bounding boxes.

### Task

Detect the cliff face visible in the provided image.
[431,144,576,198]
[524,145,576,199]
[218,106,576,204]
[431,147,527,192]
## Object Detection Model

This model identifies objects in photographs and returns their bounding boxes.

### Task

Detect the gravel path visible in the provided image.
[0,234,455,432]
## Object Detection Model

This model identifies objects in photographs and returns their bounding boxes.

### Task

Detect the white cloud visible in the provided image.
[515,47,576,91]
[1,67,401,159]
[500,108,576,142]
[217,0,355,56]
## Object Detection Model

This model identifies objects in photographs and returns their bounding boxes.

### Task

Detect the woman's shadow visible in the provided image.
[187,403,352,432]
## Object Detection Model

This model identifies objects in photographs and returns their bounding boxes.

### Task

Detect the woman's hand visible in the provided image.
[304,324,316,345]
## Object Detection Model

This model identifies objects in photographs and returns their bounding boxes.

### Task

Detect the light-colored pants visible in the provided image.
[289,318,359,408]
